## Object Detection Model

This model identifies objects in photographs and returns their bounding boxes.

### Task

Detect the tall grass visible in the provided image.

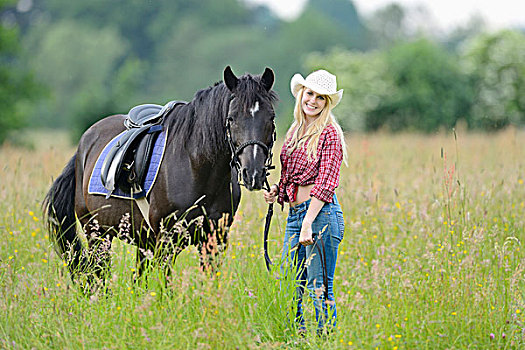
[0,129,524,349]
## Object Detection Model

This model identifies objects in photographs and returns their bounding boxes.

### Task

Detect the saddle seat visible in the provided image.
[100,100,185,197]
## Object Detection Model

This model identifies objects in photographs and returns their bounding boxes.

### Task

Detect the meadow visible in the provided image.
[0,129,524,349]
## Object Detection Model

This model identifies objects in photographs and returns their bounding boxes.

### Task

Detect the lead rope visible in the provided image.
[263,179,274,271]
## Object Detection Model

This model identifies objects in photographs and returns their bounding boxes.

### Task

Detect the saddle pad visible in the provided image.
[88,129,167,199]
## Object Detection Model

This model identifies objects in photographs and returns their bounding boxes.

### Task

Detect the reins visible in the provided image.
[262,179,274,271]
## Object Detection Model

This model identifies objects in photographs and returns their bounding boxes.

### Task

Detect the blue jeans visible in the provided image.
[281,194,345,331]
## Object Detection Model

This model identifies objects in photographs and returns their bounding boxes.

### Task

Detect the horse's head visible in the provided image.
[224,66,277,191]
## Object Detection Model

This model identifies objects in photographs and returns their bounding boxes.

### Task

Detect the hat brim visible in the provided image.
[290,73,343,108]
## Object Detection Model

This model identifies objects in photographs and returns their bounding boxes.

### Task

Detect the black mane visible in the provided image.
[165,73,277,162]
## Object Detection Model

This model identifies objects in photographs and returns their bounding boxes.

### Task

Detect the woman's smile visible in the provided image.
[301,88,327,117]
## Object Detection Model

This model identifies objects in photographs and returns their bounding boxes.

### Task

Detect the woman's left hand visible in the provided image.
[299,220,314,246]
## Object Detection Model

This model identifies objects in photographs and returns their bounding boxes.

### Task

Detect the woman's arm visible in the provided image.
[299,196,325,245]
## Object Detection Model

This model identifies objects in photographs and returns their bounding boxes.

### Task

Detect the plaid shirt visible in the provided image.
[277,124,343,205]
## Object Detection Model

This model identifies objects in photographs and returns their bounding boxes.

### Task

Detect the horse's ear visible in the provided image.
[261,67,274,91]
[224,66,238,92]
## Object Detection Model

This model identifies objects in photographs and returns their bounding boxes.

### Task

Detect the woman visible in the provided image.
[263,69,346,333]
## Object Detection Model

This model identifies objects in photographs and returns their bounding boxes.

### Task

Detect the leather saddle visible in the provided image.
[100,100,184,198]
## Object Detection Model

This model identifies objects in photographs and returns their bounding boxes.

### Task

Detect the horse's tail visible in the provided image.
[43,153,86,276]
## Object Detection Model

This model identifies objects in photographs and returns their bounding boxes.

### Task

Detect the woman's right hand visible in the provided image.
[263,184,278,204]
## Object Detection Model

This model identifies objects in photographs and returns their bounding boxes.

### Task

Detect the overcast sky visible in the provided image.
[245,0,524,31]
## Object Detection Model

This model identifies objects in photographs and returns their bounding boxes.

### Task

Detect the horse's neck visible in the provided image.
[167,90,230,165]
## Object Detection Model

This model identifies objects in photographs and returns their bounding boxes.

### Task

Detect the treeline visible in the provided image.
[1,0,525,144]
[306,30,525,132]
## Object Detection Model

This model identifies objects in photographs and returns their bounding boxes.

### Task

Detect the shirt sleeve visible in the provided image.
[310,129,343,203]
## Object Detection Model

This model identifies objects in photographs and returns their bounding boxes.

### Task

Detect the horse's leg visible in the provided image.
[198,215,230,274]
[83,219,113,292]
[135,226,157,283]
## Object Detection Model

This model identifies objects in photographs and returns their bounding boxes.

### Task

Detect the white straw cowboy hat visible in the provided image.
[290,69,344,108]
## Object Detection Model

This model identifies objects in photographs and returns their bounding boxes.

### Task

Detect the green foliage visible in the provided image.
[149,19,270,102]
[368,39,473,132]
[365,3,408,49]
[12,0,525,135]
[307,40,474,132]
[17,0,372,137]
[308,0,369,50]
[28,20,130,134]
[462,30,525,130]
[42,0,249,59]
[0,0,41,144]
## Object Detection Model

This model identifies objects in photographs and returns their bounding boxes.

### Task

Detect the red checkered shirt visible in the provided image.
[277,124,343,205]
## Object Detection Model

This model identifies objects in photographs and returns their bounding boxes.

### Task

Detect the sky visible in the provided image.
[245,0,524,31]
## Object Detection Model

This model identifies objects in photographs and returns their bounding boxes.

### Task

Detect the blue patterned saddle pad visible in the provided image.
[88,129,167,199]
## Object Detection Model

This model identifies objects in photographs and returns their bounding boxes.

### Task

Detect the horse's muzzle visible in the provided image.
[241,166,266,191]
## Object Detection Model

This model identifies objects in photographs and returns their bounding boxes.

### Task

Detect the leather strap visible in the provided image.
[134,195,154,234]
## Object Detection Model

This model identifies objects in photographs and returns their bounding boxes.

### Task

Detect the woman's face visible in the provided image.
[301,88,327,118]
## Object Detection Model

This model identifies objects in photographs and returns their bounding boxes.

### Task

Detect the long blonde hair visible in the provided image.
[286,87,347,163]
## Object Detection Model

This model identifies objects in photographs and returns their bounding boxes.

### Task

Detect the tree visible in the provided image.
[461,30,525,130]
[0,0,41,144]
[367,39,473,132]
[366,3,408,48]
[28,20,131,133]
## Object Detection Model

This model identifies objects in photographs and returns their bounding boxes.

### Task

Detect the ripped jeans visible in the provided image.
[281,194,345,331]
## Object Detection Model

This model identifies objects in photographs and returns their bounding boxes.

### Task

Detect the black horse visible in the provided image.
[44,66,277,283]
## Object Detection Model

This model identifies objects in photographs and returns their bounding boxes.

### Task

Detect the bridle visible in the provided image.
[225,109,276,188]
[225,95,275,271]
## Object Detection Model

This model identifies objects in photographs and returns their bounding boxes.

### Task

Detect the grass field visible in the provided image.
[1,129,524,349]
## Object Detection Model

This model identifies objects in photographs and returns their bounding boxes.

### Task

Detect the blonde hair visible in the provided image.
[286,87,347,164]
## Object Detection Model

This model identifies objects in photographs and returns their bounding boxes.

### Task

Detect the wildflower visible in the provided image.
[517,309,521,314]
[502,333,506,339]
[150,292,156,297]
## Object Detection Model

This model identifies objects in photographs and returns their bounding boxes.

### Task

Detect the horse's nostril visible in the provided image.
[242,168,249,180]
